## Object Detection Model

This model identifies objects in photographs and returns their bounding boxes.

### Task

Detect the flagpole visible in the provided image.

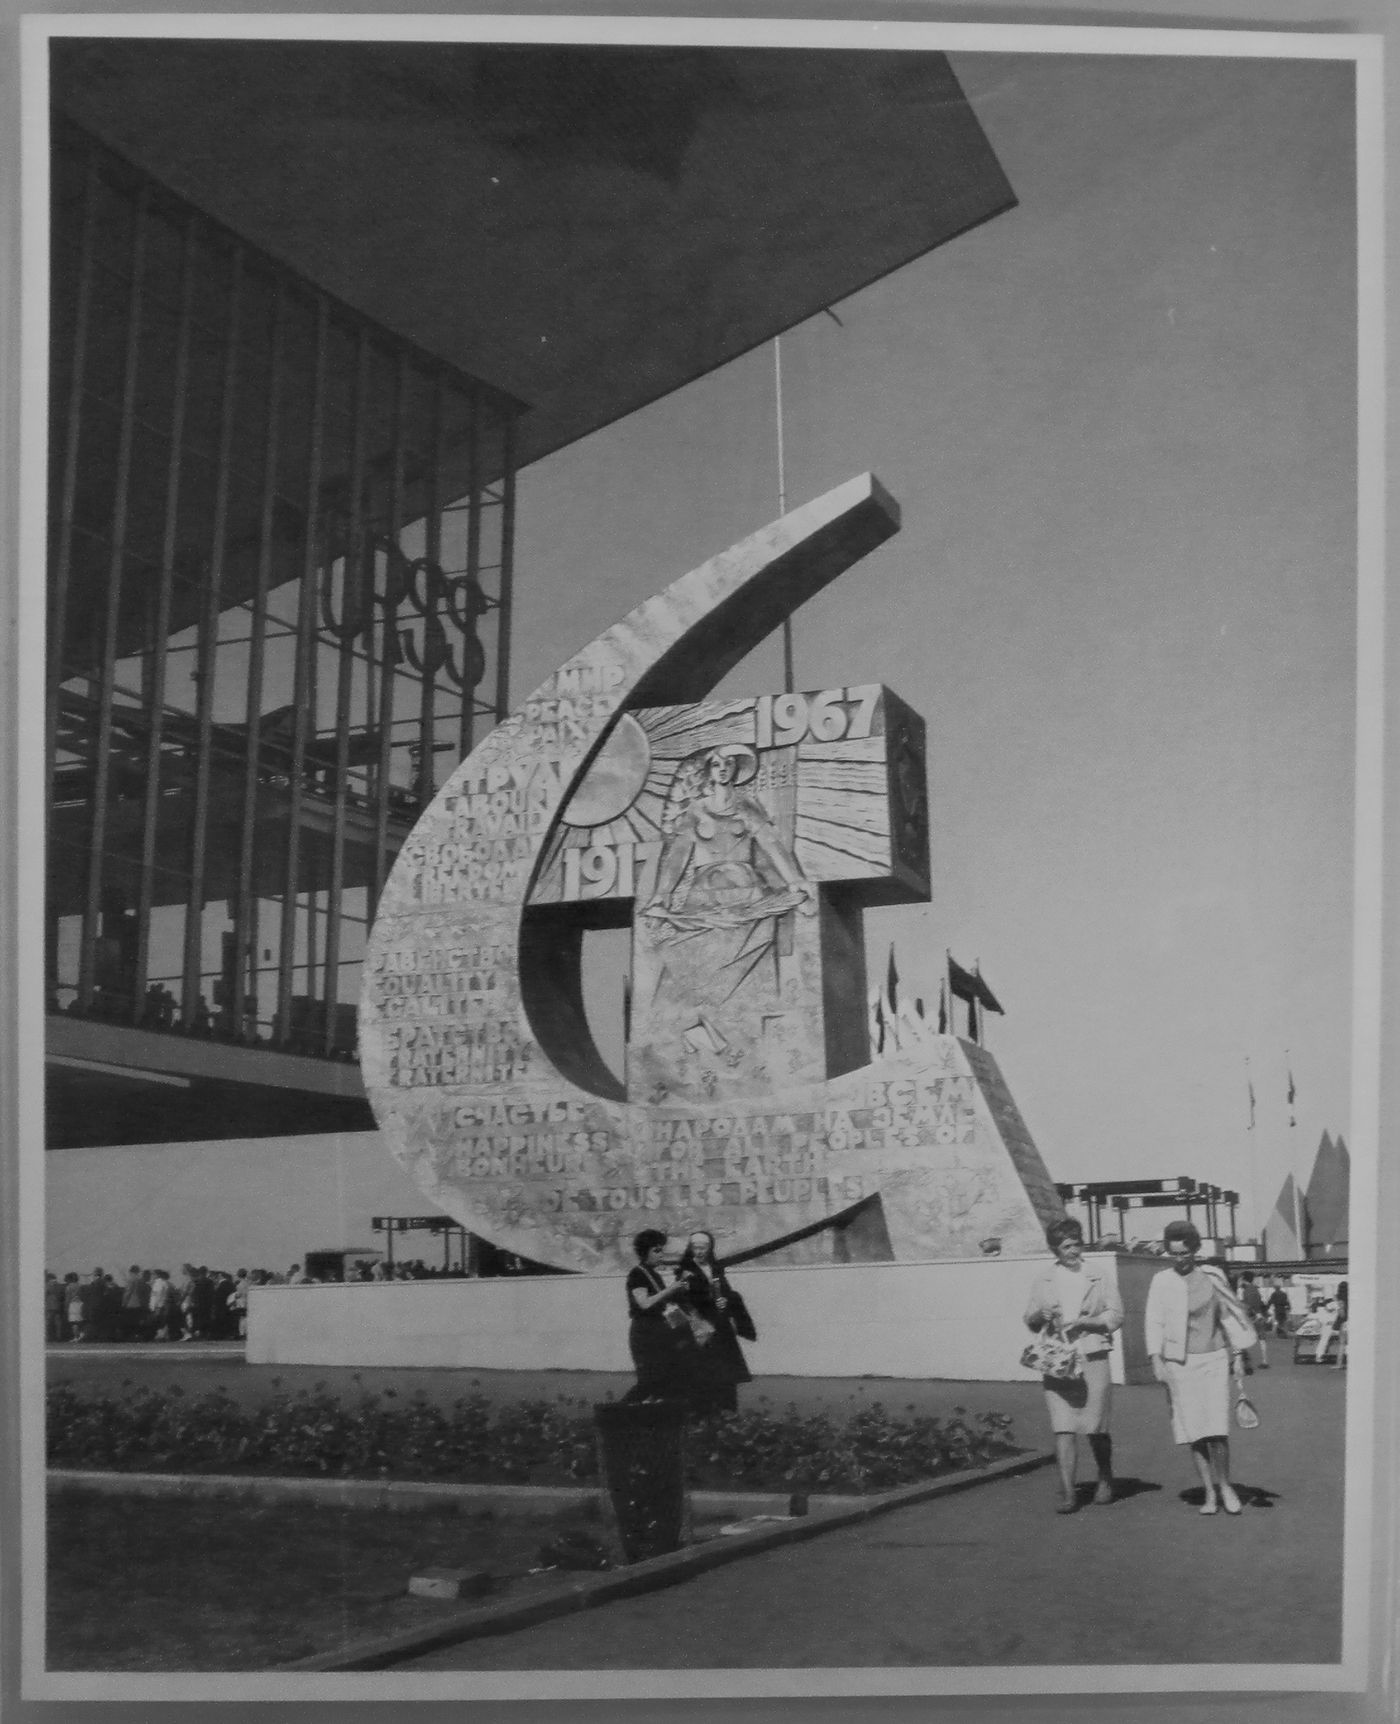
[979,958,993,1048]
[1288,1052,1304,1259]
[945,950,952,1041]
[1246,1055,1258,1250]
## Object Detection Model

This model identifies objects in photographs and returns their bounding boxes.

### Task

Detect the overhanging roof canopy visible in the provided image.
[51,39,1016,470]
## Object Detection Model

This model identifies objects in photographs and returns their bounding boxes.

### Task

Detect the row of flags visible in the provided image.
[868,947,1004,1057]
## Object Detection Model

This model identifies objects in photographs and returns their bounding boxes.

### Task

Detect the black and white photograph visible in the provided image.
[13,12,1387,1710]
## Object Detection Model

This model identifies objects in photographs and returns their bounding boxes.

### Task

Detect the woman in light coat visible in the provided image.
[1023,1217,1123,1513]
[1144,1220,1253,1515]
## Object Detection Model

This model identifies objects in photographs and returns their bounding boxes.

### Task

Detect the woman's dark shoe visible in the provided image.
[1055,1492,1079,1515]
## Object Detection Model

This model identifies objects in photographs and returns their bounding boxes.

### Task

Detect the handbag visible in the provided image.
[1219,1302,1258,1354]
[682,1307,716,1346]
[1020,1325,1082,1381]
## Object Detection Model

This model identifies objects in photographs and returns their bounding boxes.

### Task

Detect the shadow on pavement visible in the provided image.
[1095,1475,1161,1504]
[1054,1476,1163,1508]
[1175,1483,1280,1510]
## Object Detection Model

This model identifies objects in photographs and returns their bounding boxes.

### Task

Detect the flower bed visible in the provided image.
[47,1379,1017,1495]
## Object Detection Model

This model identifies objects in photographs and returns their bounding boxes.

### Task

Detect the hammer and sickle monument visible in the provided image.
[361,475,1064,1273]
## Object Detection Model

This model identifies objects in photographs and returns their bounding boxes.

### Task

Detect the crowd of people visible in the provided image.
[46,1264,259,1343]
[43,1253,555,1343]
[1024,1217,1348,1517]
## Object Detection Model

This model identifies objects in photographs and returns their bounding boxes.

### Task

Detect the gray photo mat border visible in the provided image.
[4,4,1395,1720]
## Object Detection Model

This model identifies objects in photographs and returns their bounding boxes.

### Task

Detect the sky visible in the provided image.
[506,49,1361,1239]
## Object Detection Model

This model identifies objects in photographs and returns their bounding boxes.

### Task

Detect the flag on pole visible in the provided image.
[886,944,899,1018]
[1246,1061,1256,1132]
[947,954,1003,1044]
[948,954,1003,1014]
[937,980,948,1035]
[973,961,1004,1017]
[1286,1057,1297,1128]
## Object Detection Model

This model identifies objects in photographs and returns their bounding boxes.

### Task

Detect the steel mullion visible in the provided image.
[321,327,369,1055]
[459,385,483,759]
[132,209,197,1017]
[494,411,517,724]
[180,246,244,1024]
[47,149,99,846]
[416,372,444,805]
[232,281,286,1043]
[77,184,149,1014]
[276,297,328,1046]
[363,374,379,747]
[370,354,407,912]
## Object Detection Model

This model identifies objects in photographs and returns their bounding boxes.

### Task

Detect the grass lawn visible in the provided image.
[48,1491,623,1671]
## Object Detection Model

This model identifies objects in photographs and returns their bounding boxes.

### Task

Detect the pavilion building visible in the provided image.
[42,39,1015,1272]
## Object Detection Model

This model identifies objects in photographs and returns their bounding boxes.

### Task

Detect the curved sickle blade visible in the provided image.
[361,472,1063,1273]
[361,477,898,1267]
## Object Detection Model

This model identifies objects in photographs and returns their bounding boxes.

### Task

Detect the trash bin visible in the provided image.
[593,1399,689,1563]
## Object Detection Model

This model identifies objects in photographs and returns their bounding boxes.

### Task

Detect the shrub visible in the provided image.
[46,1381,1016,1494]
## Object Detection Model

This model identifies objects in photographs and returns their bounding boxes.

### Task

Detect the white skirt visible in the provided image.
[1163,1348,1231,1444]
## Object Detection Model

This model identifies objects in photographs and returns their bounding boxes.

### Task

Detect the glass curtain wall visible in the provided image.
[48,118,522,1058]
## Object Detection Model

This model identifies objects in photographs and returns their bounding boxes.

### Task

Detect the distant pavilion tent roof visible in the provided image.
[1263,1171,1303,1262]
[1304,1130,1350,1255]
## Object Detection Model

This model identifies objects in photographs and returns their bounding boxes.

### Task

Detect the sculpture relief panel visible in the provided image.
[529,685,925,1107]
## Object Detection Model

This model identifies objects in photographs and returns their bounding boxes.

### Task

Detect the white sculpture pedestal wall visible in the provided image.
[247,1252,1132,1385]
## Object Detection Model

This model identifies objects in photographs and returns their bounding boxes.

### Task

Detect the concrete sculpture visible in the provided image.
[361,476,1064,1270]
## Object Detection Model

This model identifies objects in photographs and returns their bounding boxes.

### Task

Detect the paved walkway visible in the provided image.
[398,1359,1346,1671]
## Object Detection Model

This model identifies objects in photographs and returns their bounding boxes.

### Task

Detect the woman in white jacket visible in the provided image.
[1144,1220,1252,1515]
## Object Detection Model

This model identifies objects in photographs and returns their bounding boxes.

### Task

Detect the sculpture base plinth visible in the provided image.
[246,1252,1133,1384]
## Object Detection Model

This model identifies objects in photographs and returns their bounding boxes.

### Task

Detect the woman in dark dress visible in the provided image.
[674,1230,754,1415]
[622,1228,691,1402]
